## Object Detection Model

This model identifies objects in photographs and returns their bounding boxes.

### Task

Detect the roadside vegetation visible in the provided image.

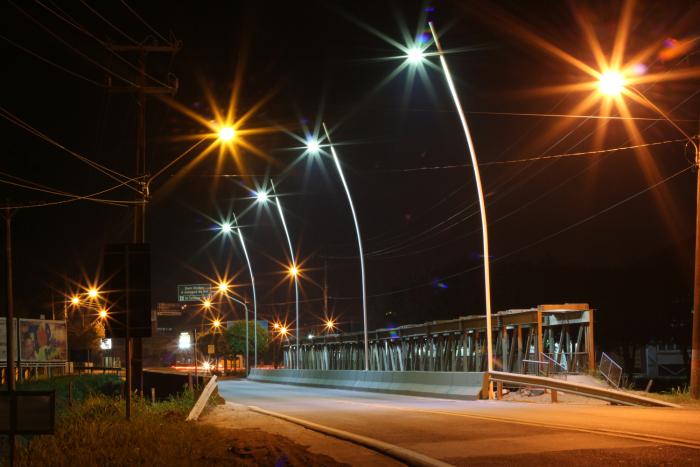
[4,374,344,466]
[630,385,700,407]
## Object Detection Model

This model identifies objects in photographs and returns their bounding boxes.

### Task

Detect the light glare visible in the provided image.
[406,47,425,64]
[598,71,625,96]
[218,126,236,142]
[307,139,320,153]
[256,191,269,203]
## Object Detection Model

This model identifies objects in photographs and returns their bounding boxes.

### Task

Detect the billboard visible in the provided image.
[177,284,212,302]
[18,320,67,362]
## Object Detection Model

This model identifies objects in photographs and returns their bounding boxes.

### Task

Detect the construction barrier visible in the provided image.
[248,369,485,400]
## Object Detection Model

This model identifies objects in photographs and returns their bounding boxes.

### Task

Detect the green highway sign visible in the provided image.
[177,284,212,302]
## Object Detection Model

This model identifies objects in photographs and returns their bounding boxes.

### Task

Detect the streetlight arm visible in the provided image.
[628,87,698,156]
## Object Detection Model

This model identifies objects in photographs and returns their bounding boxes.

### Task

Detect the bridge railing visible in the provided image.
[522,352,568,380]
[598,352,623,388]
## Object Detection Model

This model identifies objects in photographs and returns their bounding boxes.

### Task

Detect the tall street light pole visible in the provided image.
[596,71,700,397]
[262,181,300,369]
[232,213,258,370]
[320,123,370,371]
[428,23,494,391]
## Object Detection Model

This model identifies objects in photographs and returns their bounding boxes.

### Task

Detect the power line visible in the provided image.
[10,1,140,87]
[0,170,140,206]
[35,0,172,89]
[119,0,171,45]
[0,107,141,190]
[403,108,698,122]
[324,164,694,301]
[0,33,105,87]
[78,0,139,45]
[375,138,687,173]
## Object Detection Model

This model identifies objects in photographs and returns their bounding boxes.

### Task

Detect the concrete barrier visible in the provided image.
[248,369,485,400]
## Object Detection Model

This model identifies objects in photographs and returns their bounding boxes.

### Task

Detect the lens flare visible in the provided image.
[220,222,233,233]
[218,126,236,141]
[256,191,269,203]
[306,139,320,153]
[598,70,625,96]
[406,46,425,64]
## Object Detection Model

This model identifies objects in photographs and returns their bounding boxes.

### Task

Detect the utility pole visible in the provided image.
[692,127,700,399]
[323,256,328,318]
[107,40,180,397]
[3,207,15,466]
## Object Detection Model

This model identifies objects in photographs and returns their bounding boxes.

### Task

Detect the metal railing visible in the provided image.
[522,353,568,380]
[486,371,678,407]
[598,352,623,388]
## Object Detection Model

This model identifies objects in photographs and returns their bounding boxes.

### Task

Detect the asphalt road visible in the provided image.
[218,380,700,466]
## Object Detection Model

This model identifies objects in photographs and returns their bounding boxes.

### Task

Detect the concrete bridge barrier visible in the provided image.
[248,369,485,400]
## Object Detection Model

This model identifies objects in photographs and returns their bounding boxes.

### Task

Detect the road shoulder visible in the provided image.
[200,401,404,466]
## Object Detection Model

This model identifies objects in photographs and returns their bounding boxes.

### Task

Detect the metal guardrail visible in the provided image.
[598,352,623,388]
[485,371,678,407]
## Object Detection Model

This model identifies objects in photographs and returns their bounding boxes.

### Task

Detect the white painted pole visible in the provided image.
[429,22,493,396]
[322,123,369,372]
[270,180,300,370]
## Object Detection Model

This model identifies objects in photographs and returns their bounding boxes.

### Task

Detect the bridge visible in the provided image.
[283,303,595,374]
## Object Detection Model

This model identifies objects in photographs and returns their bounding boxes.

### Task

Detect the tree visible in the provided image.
[224,321,270,362]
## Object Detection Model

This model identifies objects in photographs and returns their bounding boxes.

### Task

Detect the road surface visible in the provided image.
[218,380,700,465]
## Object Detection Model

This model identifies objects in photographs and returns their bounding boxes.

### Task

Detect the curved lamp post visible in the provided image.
[222,213,259,370]
[427,22,494,391]
[257,181,300,369]
[318,123,370,371]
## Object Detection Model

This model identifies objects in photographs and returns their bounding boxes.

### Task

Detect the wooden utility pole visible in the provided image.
[3,208,16,466]
[692,131,700,399]
[107,40,180,402]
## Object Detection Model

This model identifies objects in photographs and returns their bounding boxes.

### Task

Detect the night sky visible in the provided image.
[2,1,699,351]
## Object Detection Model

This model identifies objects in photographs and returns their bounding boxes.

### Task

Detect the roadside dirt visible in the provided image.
[200,402,404,466]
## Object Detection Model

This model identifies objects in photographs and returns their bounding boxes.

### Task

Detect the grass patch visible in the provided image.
[3,374,122,412]
[11,389,231,466]
[629,386,700,407]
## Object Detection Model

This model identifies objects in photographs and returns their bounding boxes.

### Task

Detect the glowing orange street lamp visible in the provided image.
[202,298,212,310]
[70,296,80,306]
[87,288,99,299]
[98,308,108,319]
[597,70,626,97]
[218,126,236,142]
[216,281,230,294]
[324,319,336,332]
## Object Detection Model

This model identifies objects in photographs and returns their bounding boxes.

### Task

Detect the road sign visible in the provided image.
[177,284,212,302]
[207,345,215,355]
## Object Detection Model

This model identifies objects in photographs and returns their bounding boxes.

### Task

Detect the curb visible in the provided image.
[247,405,453,467]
